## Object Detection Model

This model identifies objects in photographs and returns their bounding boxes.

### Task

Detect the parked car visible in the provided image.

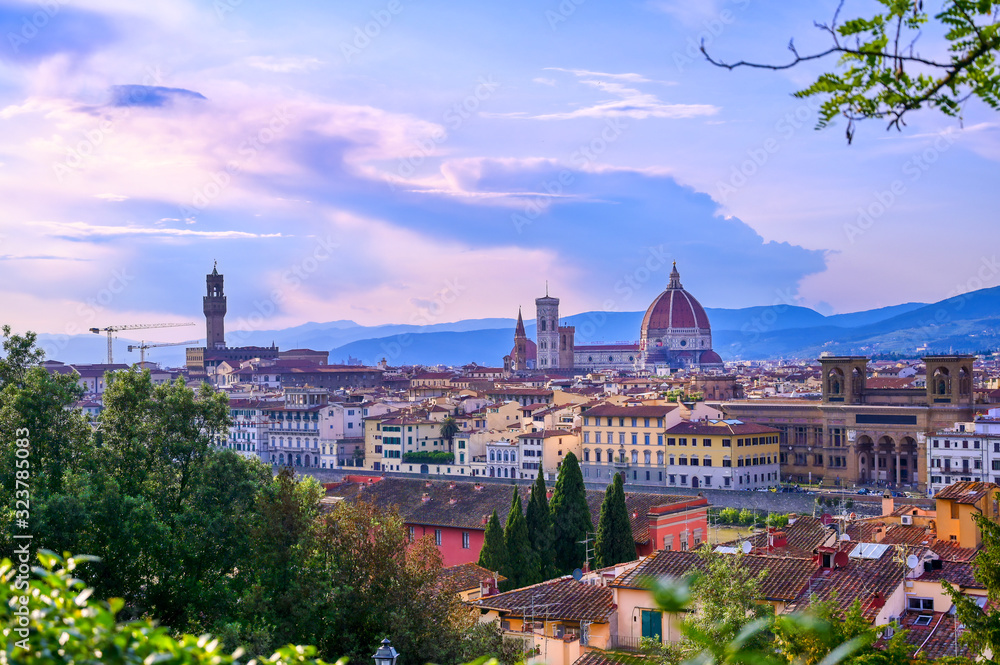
[856,488,869,495]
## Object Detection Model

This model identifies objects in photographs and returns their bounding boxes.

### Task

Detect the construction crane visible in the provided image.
[89,322,195,364]
[127,339,204,364]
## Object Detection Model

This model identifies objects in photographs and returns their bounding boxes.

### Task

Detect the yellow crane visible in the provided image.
[127,339,203,364]
[89,322,195,364]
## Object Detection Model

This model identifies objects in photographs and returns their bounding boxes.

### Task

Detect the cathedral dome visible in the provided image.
[640,263,710,333]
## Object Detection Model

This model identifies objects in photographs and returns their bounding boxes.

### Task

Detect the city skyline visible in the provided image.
[0,0,998,340]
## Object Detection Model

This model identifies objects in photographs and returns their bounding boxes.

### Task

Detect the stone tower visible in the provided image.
[204,262,227,350]
[513,307,528,371]
[536,286,559,370]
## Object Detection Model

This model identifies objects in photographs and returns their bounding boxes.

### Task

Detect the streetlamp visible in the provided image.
[373,638,399,665]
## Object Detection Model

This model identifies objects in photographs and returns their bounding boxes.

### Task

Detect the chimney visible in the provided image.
[421,493,430,502]
[482,514,489,525]
[474,483,483,491]
[426,481,433,488]
[771,531,787,548]
[449,497,458,505]
[881,491,894,517]
[546,490,553,500]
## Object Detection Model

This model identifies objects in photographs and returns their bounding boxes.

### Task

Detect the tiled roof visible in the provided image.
[339,478,696,544]
[584,404,677,418]
[930,540,980,562]
[573,652,652,665]
[934,481,998,504]
[788,544,915,621]
[610,550,816,602]
[740,516,833,557]
[472,577,614,622]
[880,524,934,546]
[517,429,575,439]
[665,421,780,436]
[917,560,982,589]
[891,612,975,661]
[436,563,506,595]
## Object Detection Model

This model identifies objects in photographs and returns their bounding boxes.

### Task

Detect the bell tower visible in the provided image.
[204,262,227,350]
[535,284,559,369]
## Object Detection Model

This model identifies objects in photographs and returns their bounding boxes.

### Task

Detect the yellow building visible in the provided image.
[515,429,581,480]
[472,577,615,665]
[934,481,1000,548]
[580,404,677,487]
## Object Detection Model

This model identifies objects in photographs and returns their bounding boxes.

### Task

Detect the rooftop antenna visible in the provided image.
[545,280,549,297]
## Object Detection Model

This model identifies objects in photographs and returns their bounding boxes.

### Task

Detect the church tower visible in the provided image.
[512,307,528,371]
[535,286,559,369]
[204,263,227,350]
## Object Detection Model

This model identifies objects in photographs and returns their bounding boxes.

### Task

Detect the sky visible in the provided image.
[1,0,998,343]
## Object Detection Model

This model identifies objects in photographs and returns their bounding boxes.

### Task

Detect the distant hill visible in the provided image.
[24,288,1000,367]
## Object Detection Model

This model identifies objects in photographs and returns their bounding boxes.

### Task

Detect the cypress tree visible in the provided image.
[594,473,637,568]
[502,489,540,590]
[526,471,556,579]
[549,451,592,574]
[478,509,507,577]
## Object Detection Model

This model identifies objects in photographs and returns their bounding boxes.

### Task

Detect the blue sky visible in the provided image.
[1,0,997,341]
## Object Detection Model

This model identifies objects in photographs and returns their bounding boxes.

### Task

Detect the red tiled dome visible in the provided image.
[641,264,710,331]
[510,339,536,361]
[700,350,723,365]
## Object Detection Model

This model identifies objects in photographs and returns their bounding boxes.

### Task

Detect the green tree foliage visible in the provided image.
[703,1,1000,141]
[478,509,508,576]
[717,507,739,524]
[1,552,332,665]
[594,473,636,569]
[738,508,757,526]
[502,490,540,589]
[945,512,1000,659]
[525,471,556,579]
[441,416,459,446]
[550,451,592,573]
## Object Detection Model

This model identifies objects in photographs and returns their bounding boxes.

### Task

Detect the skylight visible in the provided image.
[849,543,890,560]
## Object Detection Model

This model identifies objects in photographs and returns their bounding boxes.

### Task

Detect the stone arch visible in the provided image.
[959,365,972,395]
[932,366,951,395]
[827,367,845,395]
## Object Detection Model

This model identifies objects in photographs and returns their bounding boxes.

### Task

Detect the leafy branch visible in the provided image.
[701,0,1000,142]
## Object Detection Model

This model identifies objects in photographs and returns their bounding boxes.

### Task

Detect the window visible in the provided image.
[722,439,731,447]
[909,597,934,611]
[408,526,415,542]
[462,531,470,549]
[434,529,442,546]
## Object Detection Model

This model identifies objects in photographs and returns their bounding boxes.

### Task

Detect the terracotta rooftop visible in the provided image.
[740,515,833,557]
[610,550,816,603]
[666,420,780,436]
[890,612,975,661]
[584,404,677,418]
[917,560,982,589]
[929,539,980,562]
[934,481,999,505]
[573,652,651,665]
[472,576,615,623]
[436,562,506,595]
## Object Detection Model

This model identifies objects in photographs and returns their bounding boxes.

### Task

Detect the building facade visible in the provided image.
[718,354,977,491]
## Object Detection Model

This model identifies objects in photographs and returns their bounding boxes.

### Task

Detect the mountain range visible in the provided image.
[22,285,1000,368]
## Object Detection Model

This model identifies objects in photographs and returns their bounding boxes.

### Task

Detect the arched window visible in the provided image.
[607,448,613,462]
[503,450,509,462]
[644,450,651,464]
[490,450,495,461]
[595,450,602,463]
[657,451,664,465]
[511,451,517,462]
[584,449,590,462]
[631,450,638,464]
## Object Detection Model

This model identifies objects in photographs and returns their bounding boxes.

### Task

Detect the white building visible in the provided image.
[927,408,1000,494]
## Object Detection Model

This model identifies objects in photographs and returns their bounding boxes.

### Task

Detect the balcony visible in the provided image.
[607,635,645,652]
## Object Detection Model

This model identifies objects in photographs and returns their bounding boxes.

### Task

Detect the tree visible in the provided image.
[441,416,460,450]
[945,512,1000,659]
[526,471,556,579]
[0,551,330,665]
[702,1,1000,142]
[680,547,774,658]
[594,473,636,569]
[478,509,508,576]
[502,490,540,589]
[549,451,592,573]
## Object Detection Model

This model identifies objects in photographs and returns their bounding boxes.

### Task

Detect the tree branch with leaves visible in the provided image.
[702,0,1000,142]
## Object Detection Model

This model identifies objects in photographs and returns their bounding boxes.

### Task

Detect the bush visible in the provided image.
[718,507,739,524]
[402,451,455,464]
[766,513,790,529]
[738,508,756,525]
[1,552,330,665]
